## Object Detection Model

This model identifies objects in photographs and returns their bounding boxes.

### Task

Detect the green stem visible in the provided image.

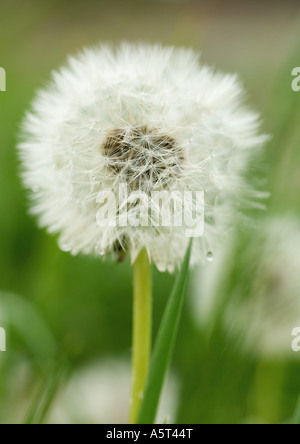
[129,248,152,424]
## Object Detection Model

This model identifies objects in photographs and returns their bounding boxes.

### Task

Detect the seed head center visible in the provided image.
[103,126,182,184]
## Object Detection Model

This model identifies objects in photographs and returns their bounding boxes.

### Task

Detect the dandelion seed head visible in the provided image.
[47,359,179,424]
[18,43,267,271]
[240,216,300,358]
[194,217,300,358]
[102,125,182,185]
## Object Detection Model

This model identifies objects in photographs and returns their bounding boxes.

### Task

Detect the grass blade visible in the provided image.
[137,240,192,424]
[26,356,70,424]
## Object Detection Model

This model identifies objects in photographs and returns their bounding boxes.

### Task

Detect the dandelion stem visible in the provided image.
[129,248,152,424]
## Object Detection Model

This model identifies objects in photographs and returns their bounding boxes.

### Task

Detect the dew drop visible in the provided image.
[97,247,106,256]
[206,251,214,262]
[58,240,71,252]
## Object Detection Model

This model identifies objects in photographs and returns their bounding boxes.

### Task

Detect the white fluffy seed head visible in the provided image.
[18,43,267,272]
[193,216,300,358]
[226,217,300,358]
[47,359,179,424]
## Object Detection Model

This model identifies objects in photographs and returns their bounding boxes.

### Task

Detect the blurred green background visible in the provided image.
[1,0,300,424]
